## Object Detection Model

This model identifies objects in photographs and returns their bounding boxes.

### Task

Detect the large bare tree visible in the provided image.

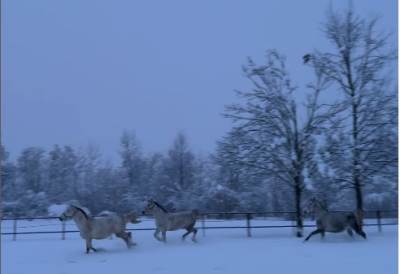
[223,50,336,237]
[308,6,397,218]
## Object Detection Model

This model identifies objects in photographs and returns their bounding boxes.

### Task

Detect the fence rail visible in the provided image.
[2,209,397,220]
[1,210,397,241]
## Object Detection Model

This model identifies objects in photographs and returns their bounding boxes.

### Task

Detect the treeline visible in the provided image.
[1,125,396,220]
[1,132,224,217]
[1,6,397,235]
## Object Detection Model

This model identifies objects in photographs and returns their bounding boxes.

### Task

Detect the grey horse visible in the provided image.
[303,198,367,241]
[143,199,199,243]
[59,205,140,253]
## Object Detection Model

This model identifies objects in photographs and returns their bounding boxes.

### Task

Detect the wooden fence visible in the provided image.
[1,210,397,241]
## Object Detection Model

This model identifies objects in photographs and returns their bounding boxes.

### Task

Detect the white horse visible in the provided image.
[59,205,140,253]
[143,199,199,243]
[303,198,367,241]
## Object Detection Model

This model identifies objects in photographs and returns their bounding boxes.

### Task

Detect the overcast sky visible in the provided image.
[2,0,397,163]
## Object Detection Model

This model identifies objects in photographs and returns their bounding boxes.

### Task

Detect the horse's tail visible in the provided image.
[347,213,362,232]
[123,212,141,224]
[347,212,367,239]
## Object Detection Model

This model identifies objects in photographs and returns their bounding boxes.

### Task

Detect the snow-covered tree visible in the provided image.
[46,145,79,202]
[17,147,46,194]
[75,144,104,209]
[159,132,197,209]
[119,130,146,210]
[308,6,397,216]
[214,128,274,212]
[223,50,335,237]
[1,146,17,202]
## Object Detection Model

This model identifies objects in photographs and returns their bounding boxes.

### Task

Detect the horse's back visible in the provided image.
[320,212,353,232]
[166,211,197,230]
[91,215,124,238]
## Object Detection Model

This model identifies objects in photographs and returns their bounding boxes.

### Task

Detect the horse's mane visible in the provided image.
[71,205,90,219]
[313,198,328,211]
[153,201,168,213]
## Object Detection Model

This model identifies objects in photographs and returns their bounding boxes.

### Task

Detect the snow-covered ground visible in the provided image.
[2,219,398,274]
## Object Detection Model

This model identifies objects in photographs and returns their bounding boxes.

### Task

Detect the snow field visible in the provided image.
[2,219,397,274]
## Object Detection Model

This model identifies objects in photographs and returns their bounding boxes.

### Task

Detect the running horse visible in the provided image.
[303,198,367,241]
[59,204,140,253]
[143,199,199,243]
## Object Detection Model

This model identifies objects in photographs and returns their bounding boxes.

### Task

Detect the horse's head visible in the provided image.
[124,212,141,224]
[59,205,77,221]
[59,205,89,221]
[142,199,156,215]
[303,197,326,216]
[142,199,167,215]
[303,197,318,216]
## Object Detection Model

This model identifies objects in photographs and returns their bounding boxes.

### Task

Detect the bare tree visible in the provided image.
[214,128,249,193]
[224,50,334,237]
[309,6,397,218]
[215,128,288,212]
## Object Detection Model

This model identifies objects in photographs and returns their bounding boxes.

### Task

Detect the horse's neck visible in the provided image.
[72,211,91,231]
[153,207,168,220]
[314,206,328,218]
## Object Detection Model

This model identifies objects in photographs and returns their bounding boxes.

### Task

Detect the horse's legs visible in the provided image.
[161,230,167,242]
[85,239,90,254]
[191,227,198,242]
[154,228,162,241]
[350,221,367,239]
[320,230,325,239]
[85,238,97,253]
[355,229,367,239]
[182,228,191,241]
[116,232,135,248]
[127,232,137,246]
[304,229,324,242]
[182,224,195,241]
[347,228,354,238]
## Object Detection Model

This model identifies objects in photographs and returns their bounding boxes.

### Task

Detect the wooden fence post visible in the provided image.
[201,214,206,237]
[376,210,382,232]
[246,213,252,237]
[61,221,66,240]
[12,219,17,241]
